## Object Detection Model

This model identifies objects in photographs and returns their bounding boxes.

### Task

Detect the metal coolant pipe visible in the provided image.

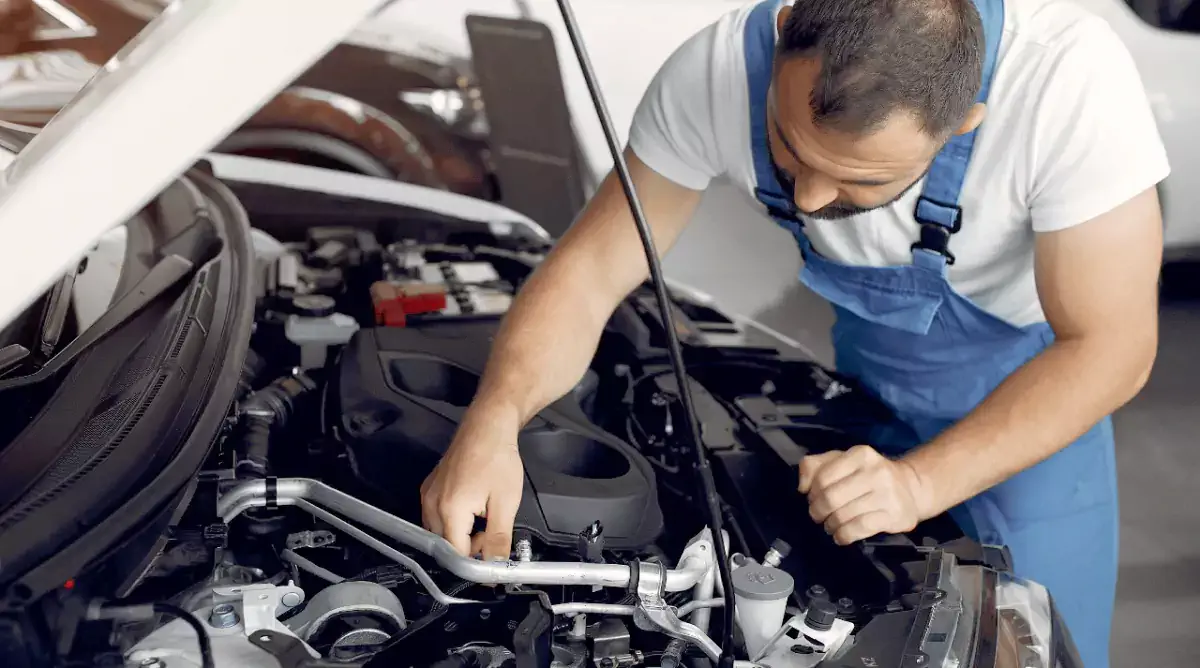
[219,478,712,591]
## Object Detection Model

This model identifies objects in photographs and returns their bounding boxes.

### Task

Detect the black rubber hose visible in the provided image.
[429,652,480,668]
[552,1,736,664]
[236,372,317,478]
[239,413,275,478]
[238,348,266,395]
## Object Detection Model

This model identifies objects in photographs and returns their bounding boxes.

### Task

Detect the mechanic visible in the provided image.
[421,0,1167,665]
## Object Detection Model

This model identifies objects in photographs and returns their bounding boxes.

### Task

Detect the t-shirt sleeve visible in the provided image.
[627,23,724,191]
[1027,17,1169,232]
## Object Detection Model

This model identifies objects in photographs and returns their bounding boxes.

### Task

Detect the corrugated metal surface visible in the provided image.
[465,15,587,238]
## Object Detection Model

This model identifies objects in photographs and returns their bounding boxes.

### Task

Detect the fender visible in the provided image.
[221,86,446,188]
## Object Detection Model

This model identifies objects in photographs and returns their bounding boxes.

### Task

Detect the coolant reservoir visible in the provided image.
[732,562,795,658]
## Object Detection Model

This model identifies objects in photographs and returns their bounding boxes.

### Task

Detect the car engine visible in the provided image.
[75,223,1033,668]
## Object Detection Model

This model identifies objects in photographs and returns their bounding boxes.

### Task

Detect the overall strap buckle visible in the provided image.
[911,223,957,265]
[911,195,963,265]
[905,0,1006,268]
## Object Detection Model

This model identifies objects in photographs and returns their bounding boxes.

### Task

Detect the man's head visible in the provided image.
[770,0,988,220]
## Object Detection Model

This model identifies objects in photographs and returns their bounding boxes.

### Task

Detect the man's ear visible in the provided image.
[776,4,792,32]
[955,103,987,136]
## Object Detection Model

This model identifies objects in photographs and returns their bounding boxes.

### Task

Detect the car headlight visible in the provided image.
[995,573,1053,668]
[994,574,1083,668]
[895,553,1084,668]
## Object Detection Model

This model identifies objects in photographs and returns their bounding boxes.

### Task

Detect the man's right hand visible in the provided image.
[420,404,526,560]
[419,151,703,561]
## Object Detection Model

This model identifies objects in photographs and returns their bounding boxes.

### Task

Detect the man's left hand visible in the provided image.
[798,445,933,545]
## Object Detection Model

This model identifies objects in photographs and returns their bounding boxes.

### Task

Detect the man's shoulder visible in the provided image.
[990,0,1135,127]
[667,1,764,79]
[627,2,769,190]
[1002,0,1126,60]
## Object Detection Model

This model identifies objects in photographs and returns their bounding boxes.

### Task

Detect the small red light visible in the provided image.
[63,579,75,590]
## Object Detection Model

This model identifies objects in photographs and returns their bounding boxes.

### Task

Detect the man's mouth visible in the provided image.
[802,203,869,220]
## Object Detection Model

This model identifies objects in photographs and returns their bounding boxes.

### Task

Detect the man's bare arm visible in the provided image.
[470,149,704,427]
[421,149,704,556]
[801,187,1162,545]
[903,187,1162,516]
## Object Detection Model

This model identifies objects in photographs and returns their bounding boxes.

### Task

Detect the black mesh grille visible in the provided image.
[103,314,176,400]
[169,319,193,360]
[0,373,170,532]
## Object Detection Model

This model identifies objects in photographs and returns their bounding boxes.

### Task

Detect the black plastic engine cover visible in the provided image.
[333,322,664,551]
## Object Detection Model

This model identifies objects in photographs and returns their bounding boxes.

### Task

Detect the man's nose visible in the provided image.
[792,172,839,213]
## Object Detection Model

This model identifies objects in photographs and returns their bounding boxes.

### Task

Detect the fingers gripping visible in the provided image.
[480,491,520,561]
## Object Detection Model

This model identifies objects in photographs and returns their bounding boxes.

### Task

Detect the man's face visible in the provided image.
[767,57,943,221]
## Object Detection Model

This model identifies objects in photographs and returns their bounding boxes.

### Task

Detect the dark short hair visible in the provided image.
[775,0,984,137]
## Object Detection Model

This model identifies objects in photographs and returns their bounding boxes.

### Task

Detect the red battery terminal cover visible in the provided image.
[371,281,448,327]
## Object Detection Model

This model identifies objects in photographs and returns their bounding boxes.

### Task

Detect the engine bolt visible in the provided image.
[515,537,533,563]
[281,591,302,607]
[209,604,239,629]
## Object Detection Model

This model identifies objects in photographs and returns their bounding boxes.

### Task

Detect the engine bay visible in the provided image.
[26,211,1027,668]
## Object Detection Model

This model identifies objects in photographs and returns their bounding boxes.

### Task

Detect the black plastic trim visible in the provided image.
[0,166,256,607]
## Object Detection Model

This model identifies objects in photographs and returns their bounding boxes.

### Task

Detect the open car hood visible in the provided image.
[0,0,395,330]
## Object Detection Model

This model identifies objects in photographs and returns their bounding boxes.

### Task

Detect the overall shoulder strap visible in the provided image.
[913,0,1006,262]
[744,0,796,224]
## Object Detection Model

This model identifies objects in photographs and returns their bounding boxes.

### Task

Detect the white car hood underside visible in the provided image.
[0,0,395,331]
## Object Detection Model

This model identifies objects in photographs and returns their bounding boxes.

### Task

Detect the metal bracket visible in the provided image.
[287,530,337,550]
[212,582,306,637]
[631,563,721,660]
[364,591,553,668]
[250,629,355,668]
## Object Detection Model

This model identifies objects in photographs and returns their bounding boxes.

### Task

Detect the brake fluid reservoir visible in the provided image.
[732,562,794,659]
[285,311,360,369]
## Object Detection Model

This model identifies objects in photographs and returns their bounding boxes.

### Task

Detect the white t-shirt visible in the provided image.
[629,0,1169,327]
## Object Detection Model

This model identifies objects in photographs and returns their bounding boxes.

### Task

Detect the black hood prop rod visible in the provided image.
[551,1,737,664]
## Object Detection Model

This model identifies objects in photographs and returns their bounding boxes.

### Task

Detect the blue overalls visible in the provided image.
[742,2,1118,665]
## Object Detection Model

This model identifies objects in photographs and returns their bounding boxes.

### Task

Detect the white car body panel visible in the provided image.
[0,0,392,329]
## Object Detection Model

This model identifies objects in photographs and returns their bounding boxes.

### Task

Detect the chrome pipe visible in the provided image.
[297,499,474,606]
[281,549,345,585]
[678,598,725,618]
[550,603,637,616]
[219,478,712,591]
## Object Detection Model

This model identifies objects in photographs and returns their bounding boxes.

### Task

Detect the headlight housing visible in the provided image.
[887,552,1083,668]
[995,573,1053,667]
[995,574,1083,668]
